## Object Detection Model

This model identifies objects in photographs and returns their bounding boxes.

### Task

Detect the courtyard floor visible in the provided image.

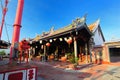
[0,58,120,80]
[29,60,120,80]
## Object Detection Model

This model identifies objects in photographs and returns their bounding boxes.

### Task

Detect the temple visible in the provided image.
[29,16,105,64]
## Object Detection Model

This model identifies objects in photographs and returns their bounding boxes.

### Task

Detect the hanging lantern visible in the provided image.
[67,38,72,44]
[53,38,56,41]
[36,46,38,48]
[76,31,78,35]
[64,37,67,41]
[59,38,63,41]
[41,45,44,49]
[69,37,72,40]
[39,40,42,44]
[50,39,52,42]
[30,41,32,44]
[46,42,50,47]
[66,38,72,48]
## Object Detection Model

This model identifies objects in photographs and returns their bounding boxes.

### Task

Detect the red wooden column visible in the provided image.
[10,0,24,63]
[0,0,8,39]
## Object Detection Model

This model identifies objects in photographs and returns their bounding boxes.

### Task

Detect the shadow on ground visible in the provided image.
[30,61,92,80]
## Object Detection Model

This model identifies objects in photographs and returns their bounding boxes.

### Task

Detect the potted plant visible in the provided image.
[0,50,6,60]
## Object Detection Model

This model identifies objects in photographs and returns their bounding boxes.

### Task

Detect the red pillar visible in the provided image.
[0,16,5,39]
[10,0,24,63]
[0,0,8,39]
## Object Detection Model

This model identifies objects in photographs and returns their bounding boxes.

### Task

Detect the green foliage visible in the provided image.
[75,57,79,63]
[67,52,79,64]
[69,57,79,64]
[0,50,6,55]
[69,57,75,63]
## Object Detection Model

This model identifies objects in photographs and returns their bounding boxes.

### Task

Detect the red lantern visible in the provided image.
[67,38,72,44]
[46,42,50,47]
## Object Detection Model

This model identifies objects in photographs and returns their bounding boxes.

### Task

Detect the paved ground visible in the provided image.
[0,59,120,80]
[29,61,120,80]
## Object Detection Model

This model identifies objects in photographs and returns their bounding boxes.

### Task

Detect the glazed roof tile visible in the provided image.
[88,19,100,32]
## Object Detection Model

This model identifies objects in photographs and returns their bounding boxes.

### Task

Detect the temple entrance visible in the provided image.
[109,48,120,62]
[48,38,74,61]
[77,39,90,63]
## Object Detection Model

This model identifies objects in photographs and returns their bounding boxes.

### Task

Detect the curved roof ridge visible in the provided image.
[88,19,100,32]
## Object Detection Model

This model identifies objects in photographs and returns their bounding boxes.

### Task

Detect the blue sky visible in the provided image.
[0,0,120,42]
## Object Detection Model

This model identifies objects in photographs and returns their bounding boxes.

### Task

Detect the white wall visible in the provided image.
[93,28,104,46]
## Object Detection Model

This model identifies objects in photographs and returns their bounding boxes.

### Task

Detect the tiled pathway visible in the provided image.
[30,61,120,80]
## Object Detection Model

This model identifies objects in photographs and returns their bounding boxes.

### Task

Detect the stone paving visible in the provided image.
[30,61,92,80]
[0,59,120,80]
[30,61,120,80]
[0,60,9,65]
[83,64,120,80]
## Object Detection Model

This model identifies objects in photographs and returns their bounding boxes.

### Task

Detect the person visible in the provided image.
[78,53,84,62]
[91,51,96,63]
[13,48,19,61]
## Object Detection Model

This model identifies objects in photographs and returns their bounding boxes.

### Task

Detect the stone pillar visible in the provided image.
[85,43,88,63]
[74,37,78,60]
[102,45,110,64]
[43,45,46,61]
[89,42,92,63]
[107,46,111,62]
[89,49,92,63]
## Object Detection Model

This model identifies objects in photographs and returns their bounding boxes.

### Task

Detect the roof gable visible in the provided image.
[88,19,105,42]
[88,19,100,32]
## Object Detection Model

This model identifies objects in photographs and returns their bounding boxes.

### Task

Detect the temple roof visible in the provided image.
[33,35,41,41]
[33,16,91,41]
[88,19,105,41]
[88,19,100,32]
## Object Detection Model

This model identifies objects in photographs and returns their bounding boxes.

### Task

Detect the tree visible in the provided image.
[0,50,6,55]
